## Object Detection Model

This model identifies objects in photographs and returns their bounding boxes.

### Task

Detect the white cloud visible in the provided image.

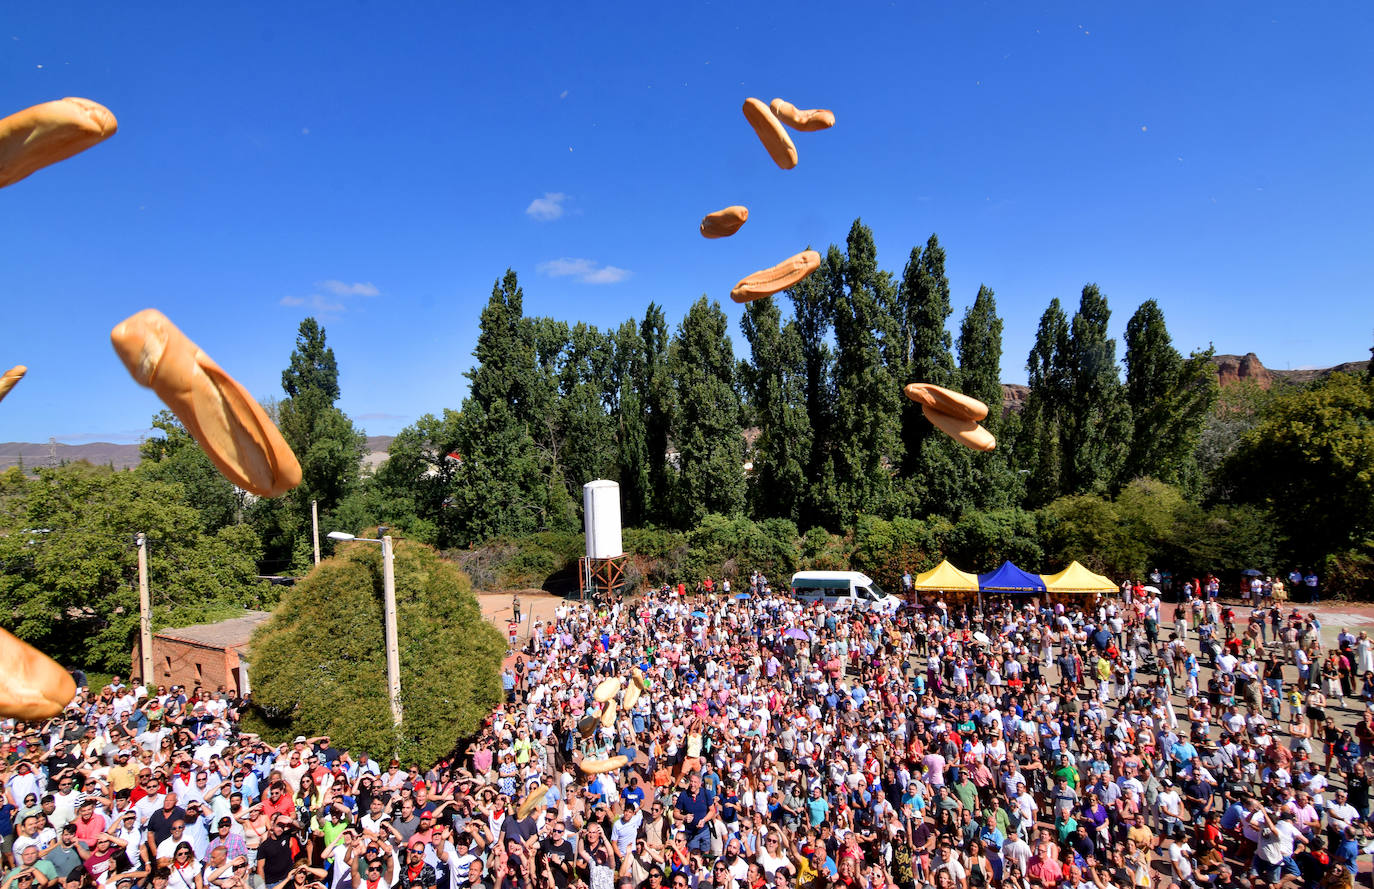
[280,295,306,306]
[318,280,380,296]
[537,258,631,284]
[525,192,569,221]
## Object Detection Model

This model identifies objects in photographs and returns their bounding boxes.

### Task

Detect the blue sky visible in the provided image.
[2,2,1371,444]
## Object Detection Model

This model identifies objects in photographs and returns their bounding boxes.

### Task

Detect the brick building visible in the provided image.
[132,611,271,696]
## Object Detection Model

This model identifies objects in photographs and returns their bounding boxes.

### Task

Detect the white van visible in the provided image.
[789,570,902,613]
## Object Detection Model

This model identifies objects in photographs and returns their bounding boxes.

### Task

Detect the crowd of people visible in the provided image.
[5,570,1374,889]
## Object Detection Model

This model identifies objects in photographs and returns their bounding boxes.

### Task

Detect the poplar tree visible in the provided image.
[1062,284,1131,494]
[831,220,901,521]
[668,297,745,525]
[956,285,1019,508]
[638,303,674,525]
[611,319,650,526]
[895,235,955,477]
[1018,298,1071,506]
[450,271,547,541]
[741,297,811,522]
[1122,300,1217,487]
[788,253,841,527]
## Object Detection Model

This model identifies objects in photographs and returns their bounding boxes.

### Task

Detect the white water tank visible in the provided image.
[582,480,624,559]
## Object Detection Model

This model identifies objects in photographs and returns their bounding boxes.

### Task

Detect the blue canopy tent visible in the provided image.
[977,561,1048,594]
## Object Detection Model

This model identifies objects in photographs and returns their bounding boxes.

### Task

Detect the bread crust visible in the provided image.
[768,98,835,132]
[920,404,996,452]
[578,754,629,775]
[0,364,26,404]
[731,250,821,303]
[902,382,989,422]
[110,309,302,498]
[593,677,622,703]
[700,205,749,239]
[0,97,117,189]
[0,627,76,720]
[742,98,797,170]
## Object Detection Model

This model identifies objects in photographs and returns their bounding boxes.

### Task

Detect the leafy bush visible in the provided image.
[849,515,951,592]
[247,540,504,764]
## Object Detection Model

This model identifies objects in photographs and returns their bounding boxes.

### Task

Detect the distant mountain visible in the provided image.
[1,435,396,474]
[1000,353,1369,412]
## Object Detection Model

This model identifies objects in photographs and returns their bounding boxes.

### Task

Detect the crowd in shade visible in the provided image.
[6,572,1374,889]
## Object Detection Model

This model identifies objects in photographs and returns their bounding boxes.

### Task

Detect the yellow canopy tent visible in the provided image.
[911,560,980,605]
[1040,561,1115,606]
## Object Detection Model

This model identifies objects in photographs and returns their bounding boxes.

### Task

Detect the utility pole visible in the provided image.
[380,529,402,727]
[311,500,321,566]
[136,533,153,685]
[325,527,403,729]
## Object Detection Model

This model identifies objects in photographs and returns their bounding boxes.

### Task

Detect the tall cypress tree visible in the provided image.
[610,319,650,526]
[741,297,811,522]
[788,252,840,527]
[896,235,956,477]
[1062,284,1131,494]
[668,297,745,525]
[1122,300,1218,487]
[955,285,1018,508]
[1018,299,1071,506]
[450,271,547,541]
[831,220,900,522]
[262,317,366,569]
[638,303,673,525]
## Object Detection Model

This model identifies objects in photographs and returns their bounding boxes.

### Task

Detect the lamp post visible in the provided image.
[327,529,402,727]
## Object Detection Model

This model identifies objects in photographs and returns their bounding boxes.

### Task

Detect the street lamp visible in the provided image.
[327,529,402,727]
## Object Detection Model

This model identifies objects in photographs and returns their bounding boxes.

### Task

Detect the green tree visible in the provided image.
[1122,301,1218,488]
[1223,372,1374,565]
[955,286,1020,508]
[450,272,548,542]
[831,222,901,521]
[1062,284,1131,494]
[611,319,651,526]
[1018,299,1071,506]
[138,411,241,532]
[281,318,340,403]
[256,318,366,571]
[0,463,268,672]
[246,539,504,762]
[639,303,674,525]
[1196,379,1274,500]
[788,253,841,527]
[740,298,810,522]
[668,297,745,525]
[894,235,955,477]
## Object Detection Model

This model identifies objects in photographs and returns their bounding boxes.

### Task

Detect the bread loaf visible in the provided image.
[0,627,76,720]
[731,250,821,303]
[768,98,835,132]
[110,310,302,498]
[700,205,749,239]
[902,382,989,422]
[0,98,117,189]
[593,677,622,702]
[742,98,797,170]
[600,700,617,727]
[578,755,629,775]
[621,679,641,711]
[0,365,26,404]
[920,404,996,452]
[516,785,549,820]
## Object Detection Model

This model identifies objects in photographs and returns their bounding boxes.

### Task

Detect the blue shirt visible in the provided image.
[675,787,714,833]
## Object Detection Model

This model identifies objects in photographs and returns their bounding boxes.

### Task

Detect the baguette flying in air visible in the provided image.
[0,97,117,189]
[110,309,302,498]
